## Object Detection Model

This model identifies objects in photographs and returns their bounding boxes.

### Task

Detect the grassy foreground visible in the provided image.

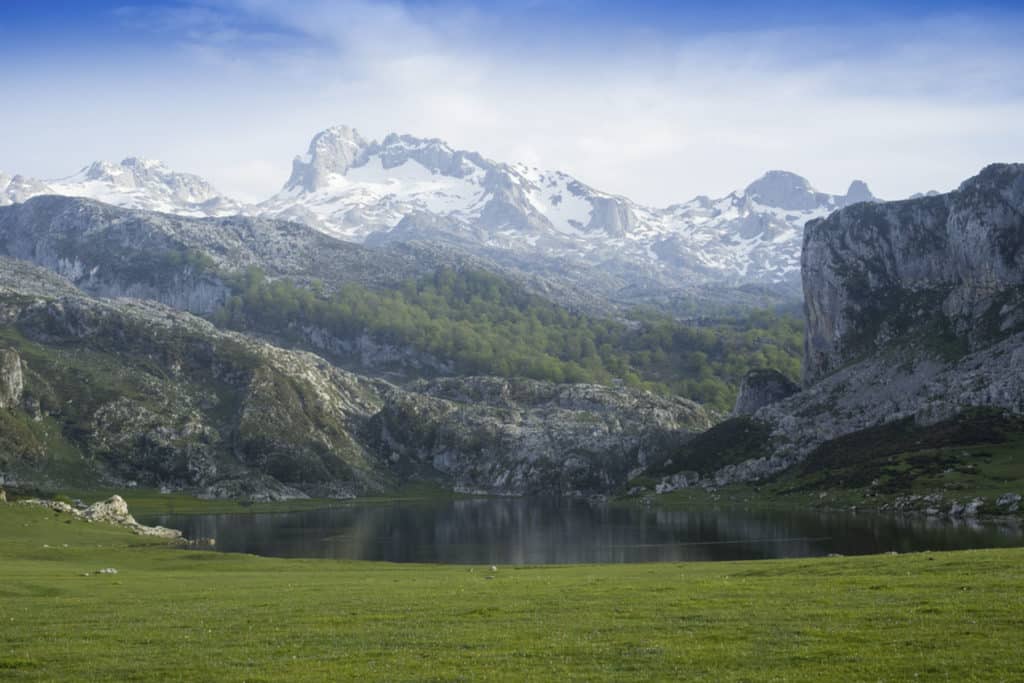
[2,503,1023,681]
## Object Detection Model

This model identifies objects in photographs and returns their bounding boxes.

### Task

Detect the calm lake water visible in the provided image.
[141,498,1024,564]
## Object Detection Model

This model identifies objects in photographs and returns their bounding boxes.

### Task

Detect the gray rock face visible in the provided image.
[652,166,1024,490]
[284,125,369,192]
[732,369,799,417]
[0,348,23,409]
[371,376,711,495]
[802,163,1024,384]
[844,180,874,206]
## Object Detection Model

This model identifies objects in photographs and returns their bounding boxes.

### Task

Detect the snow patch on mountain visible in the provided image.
[3,125,879,300]
[257,126,878,292]
[2,158,242,217]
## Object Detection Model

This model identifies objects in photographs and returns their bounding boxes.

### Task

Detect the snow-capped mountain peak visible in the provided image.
[2,124,884,304]
[1,157,241,216]
[256,125,883,292]
[284,125,370,192]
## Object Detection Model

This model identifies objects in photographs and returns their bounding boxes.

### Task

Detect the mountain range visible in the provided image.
[1,126,879,311]
[0,163,1019,505]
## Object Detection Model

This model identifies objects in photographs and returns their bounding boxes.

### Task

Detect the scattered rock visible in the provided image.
[655,471,701,494]
[996,493,1021,513]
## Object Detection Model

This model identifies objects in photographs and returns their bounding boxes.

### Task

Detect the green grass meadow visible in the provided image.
[2,502,1023,681]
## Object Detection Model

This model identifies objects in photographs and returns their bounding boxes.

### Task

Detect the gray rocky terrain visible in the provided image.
[0,256,710,498]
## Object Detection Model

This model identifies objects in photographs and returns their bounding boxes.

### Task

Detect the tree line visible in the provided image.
[211,267,802,412]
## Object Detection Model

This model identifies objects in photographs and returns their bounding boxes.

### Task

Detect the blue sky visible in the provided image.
[3,0,1023,203]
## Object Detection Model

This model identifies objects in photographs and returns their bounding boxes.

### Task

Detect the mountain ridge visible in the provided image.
[2,125,880,310]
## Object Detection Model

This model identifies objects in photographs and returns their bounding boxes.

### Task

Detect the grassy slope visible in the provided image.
[651,410,1024,513]
[2,503,1023,681]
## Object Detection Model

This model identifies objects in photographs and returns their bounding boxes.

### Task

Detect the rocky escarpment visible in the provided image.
[731,369,798,417]
[650,164,1024,493]
[803,163,1024,384]
[371,377,711,495]
[756,163,1024,466]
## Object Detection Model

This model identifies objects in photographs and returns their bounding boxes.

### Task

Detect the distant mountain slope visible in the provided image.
[1,158,243,217]
[2,125,879,311]
[261,126,877,294]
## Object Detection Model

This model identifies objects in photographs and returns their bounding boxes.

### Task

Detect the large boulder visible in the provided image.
[81,495,134,525]
[732,369,799,417]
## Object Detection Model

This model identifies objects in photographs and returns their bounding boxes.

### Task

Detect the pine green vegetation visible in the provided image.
[212,267,802,412]
[2,502,1023,681]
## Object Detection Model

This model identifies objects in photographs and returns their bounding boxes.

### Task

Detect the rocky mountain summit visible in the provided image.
[260,127,876,300]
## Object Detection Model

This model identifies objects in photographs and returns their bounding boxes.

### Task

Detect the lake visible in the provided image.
[141,498,1024,564]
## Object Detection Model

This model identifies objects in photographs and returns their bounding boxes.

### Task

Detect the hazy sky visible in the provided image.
[3,0,1023,204]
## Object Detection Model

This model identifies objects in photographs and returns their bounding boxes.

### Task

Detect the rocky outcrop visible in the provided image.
[751,164,1024,463]
[0,348,23,409]
[732,369,799,417]
[21,495,182,539]
[803,163,1024,384]
[0,257,389,496]
[650,165,1024,491]
[371,376,711,495]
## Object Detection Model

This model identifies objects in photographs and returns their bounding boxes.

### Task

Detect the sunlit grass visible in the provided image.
[2,502,1022,681]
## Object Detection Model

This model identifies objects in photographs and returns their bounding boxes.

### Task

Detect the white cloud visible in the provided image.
[1,2,1022,206]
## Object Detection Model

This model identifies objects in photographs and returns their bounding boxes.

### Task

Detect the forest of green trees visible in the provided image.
[211,267,802,412]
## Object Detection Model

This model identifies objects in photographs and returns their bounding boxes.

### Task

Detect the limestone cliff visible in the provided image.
[653,164,1024,491]
[802,163,1024,384]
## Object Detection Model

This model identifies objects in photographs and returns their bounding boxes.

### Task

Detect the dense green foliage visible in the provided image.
[212,267,802,411]
[2,502,1023,681]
